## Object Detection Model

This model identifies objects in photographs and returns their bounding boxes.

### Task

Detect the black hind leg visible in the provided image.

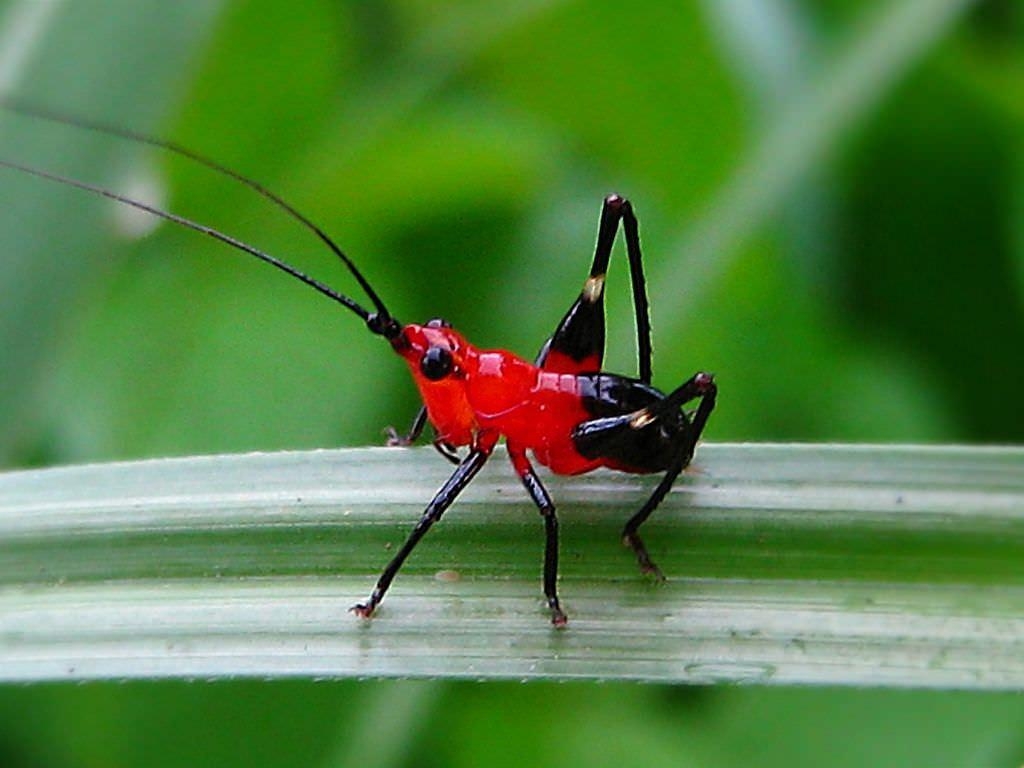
[622,373,717,578]
[536,194,653,382]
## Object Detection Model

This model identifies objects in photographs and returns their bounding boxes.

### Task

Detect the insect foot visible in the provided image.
[349,603,376,619]
[641,561,668,583]
[622,532,668,583]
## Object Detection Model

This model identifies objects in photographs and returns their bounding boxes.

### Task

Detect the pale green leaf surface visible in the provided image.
[0,0,225,461]
[2,443,1021,686]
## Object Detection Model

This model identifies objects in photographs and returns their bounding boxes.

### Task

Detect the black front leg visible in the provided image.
[385,406,461,465]
[385,405,428,446]
[351,446,492,619]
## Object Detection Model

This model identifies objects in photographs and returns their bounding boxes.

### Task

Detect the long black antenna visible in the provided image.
[0,97,394,325]
[0,156,402,334]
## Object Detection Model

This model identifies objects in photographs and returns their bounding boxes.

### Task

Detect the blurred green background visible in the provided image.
[1,0,1022,765]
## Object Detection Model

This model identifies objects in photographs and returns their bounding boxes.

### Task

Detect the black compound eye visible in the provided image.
[420,346,454,380]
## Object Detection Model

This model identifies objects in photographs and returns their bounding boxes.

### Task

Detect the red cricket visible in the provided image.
[1,101,716,626]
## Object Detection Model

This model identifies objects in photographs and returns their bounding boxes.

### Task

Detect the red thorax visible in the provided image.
[391,322,604,475]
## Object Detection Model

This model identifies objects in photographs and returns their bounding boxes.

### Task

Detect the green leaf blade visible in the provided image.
[2,444,1023,686]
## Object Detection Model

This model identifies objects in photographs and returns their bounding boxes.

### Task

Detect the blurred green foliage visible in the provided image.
[0,0,1022,765]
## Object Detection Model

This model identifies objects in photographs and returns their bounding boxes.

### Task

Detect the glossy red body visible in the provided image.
[395,322,615,475]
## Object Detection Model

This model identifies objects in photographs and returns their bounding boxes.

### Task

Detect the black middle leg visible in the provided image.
[508,444,567,626]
